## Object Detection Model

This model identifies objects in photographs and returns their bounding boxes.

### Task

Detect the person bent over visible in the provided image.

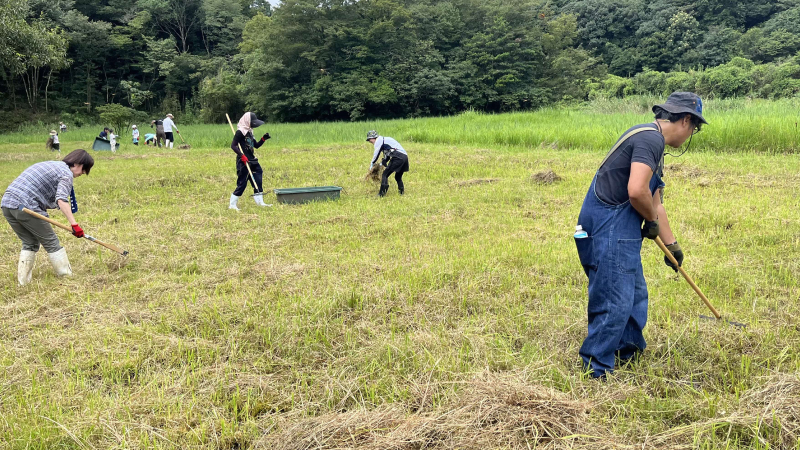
[1,149,94,285]
[574,92,706,378]
[366,130,409,197]
[151,119,166,148]
[229,112,271,210]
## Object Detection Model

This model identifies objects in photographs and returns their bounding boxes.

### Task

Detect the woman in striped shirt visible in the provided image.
[1,149,94,285]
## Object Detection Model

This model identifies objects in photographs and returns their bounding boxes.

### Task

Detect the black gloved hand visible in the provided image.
[261,133,271,141]
[641,218,659,240]
[664,241,684,272]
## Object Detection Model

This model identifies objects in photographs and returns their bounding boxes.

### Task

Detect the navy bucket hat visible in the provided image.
[653,92,708,124]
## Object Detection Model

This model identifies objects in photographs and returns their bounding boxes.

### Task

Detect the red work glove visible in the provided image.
[71,224,84,238]
[240,154,249,163]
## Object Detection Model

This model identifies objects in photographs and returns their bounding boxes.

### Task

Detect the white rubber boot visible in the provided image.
[166,139,171,149]
[229,194,240,211]
[253,193,272,207]
[48,248,72,277]
[17,250,36,286]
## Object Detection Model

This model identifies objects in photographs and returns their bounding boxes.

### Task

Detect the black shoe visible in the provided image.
[378,184,389,197]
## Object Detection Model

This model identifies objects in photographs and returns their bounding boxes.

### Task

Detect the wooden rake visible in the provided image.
[20,207,129,256]
[654,236,744,328]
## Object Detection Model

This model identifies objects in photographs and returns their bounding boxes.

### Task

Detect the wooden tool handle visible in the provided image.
[21,207,73,232]
[84,235,129,256]
[655,236,721,319]
[21,207,128,256]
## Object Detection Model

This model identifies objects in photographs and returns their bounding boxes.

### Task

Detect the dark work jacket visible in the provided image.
[231,130,265,161]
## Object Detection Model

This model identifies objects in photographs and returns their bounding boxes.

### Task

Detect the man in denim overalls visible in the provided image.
[575,92,707,378]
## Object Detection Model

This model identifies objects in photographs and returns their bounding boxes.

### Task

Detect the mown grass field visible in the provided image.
[0,99,799,449]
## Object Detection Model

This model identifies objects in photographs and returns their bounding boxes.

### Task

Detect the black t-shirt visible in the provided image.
[595,123,665,205]
[231,130,264,159]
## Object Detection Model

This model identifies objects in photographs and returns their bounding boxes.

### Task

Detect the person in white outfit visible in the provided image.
[109,128,117,153]
[162,114,180,149]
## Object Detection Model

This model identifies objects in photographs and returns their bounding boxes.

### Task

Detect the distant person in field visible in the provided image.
[162,113,180,149]
[574,92,707,379]
[46,130,60,153]
[229,112,271,210]
[99,127,109,140]
[1,149,95,285]
[144,133,156,146]
[59,122,67,133]
[366,130,409,197]
[132,125,140,145]
[109,128,117,153]
[151,119,166,148]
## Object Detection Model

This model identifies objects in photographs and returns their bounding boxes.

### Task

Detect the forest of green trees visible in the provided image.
[3,0,800,129]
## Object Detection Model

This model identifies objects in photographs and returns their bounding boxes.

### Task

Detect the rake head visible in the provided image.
[699,315,747,329]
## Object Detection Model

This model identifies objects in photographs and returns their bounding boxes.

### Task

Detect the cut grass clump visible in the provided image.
[531,170,562,184]
[364,164,383,182]
[256,373,599,450]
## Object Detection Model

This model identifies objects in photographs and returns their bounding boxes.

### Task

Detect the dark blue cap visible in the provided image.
[250,112,265,128]
[653,92,707,124]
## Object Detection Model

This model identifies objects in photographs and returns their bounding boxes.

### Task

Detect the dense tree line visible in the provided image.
[2,0,800,128]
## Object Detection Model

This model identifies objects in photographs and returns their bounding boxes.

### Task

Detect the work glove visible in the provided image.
[664,241,684,272]
[261,133,271,141]
[641,218,659,240]
[71,224,84,238]
[240,154,249,163]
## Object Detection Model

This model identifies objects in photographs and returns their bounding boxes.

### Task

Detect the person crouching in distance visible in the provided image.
[229,112,271,210]
[366,130,409,197]
[1,149,95,285]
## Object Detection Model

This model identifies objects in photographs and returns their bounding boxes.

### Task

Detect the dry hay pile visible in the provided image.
[643,373,800,449]
[531,170,562,185]
[741,373,800,444]
[255,375,615,450]
[178,144,191,149]
[364,164,384,182]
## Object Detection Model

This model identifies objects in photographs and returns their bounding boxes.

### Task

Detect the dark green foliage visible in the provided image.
[97,103,140,136]
[591,56,800,100]
[2,0,800,124]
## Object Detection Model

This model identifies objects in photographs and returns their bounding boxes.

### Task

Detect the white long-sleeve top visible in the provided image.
[370,136,407,169]
[163,117,176,133]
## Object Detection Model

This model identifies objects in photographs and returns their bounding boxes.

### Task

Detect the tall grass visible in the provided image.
[2,97,800,152]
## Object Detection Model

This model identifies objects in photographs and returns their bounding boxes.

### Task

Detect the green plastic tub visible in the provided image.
[274,186,342,204]
[92,137,120,151]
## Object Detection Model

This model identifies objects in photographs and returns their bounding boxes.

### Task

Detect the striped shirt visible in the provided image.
[1,161,73,216]
[370,136,407,169]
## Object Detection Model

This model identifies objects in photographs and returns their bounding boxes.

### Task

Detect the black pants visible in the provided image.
[381,154,409,192]
[233,159,263,196]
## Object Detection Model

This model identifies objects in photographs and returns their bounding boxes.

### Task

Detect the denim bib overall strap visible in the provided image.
[574,128,663,378]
